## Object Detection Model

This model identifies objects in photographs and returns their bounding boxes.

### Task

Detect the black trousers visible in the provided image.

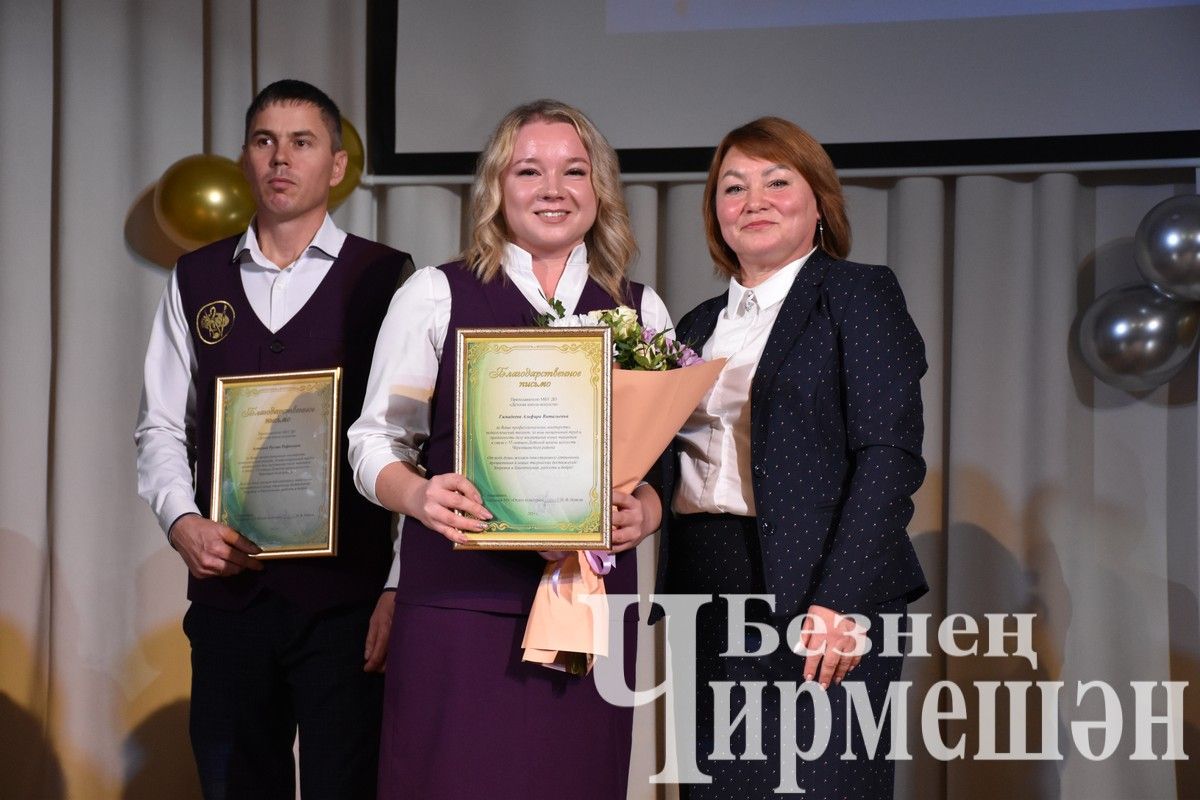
[667,513,908,799]
[183,591,383,800]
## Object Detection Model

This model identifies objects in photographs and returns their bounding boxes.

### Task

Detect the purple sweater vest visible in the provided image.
[395,261,645,615]
[175,233,409,611]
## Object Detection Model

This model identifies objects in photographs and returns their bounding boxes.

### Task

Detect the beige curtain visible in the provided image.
[1,2,1197,798]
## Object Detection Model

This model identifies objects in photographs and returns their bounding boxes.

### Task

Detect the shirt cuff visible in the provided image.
[355,445,425,507]
[355,452,403,508]
[159,494,202,538]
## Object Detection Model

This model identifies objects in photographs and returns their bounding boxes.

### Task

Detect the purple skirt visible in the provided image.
[378,599,637,799]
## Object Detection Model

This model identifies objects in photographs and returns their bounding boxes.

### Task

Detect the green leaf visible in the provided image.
[537,291,566,323]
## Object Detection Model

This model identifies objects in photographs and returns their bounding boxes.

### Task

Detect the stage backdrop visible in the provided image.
[1,1,1199,799]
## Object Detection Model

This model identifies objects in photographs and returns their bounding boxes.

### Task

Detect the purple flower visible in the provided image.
[641,327,657,343]
[678,345,702,367]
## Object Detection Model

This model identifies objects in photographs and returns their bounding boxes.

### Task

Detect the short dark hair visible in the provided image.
[244,79,343,151]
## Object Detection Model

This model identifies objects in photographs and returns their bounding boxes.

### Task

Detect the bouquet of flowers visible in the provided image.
[539,302,704,370]
[521,303,725,674]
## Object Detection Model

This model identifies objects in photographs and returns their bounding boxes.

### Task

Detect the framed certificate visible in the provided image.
[210,368,341,559]
[454,327,612,550]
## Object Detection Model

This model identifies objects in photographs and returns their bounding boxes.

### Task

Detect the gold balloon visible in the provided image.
[328,118,365,209]
[153,154,255,250]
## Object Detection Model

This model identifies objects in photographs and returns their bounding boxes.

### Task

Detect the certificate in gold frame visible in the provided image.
[454,327,612,550]
[210,368,341,559]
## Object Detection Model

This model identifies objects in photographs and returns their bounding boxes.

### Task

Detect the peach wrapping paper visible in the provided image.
[521,358,726,672]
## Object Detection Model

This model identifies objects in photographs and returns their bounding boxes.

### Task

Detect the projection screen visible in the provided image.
[366,0,1200,175]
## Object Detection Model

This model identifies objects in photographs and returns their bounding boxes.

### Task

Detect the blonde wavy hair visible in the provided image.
[462,99,636,303]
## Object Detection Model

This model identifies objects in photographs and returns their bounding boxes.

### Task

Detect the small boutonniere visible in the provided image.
[533,294,569,327]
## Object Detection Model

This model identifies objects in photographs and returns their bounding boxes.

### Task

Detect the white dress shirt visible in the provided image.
[348,242,673,511]
[135,214,346,534]
[673,248,816,516]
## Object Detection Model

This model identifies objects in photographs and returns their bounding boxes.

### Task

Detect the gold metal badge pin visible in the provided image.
[196,301,235,345]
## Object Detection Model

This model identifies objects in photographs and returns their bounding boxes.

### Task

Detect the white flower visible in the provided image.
[606,306,639,340]
[549,311,603,328]
[613,306,637,324]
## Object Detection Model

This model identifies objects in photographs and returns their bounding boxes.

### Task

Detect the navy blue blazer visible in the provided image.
[654,250,929,618]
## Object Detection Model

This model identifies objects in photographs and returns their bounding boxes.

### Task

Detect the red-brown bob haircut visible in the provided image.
[702,116,850,278]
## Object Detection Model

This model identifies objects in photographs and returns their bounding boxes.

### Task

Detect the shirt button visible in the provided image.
[269,340,284,354]
[760,521,773,536]
[753,463,765,477]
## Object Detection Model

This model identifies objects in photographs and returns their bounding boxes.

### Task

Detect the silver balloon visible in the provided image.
[1135,194,1200,300]
[1078,284,1200,392]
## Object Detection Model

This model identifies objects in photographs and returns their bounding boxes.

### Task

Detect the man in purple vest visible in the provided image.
[135,79,411,799]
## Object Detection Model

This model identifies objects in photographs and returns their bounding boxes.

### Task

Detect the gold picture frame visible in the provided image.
[454,327,612,550]
[210,367,341,559]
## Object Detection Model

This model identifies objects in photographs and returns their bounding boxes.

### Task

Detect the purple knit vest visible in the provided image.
[176,232,408,611]
[395,261,645,615]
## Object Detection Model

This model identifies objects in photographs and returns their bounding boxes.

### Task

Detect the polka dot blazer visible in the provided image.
[654,250,929,619]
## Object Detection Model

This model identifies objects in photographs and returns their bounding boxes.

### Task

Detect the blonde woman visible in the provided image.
[348,100,671,798]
